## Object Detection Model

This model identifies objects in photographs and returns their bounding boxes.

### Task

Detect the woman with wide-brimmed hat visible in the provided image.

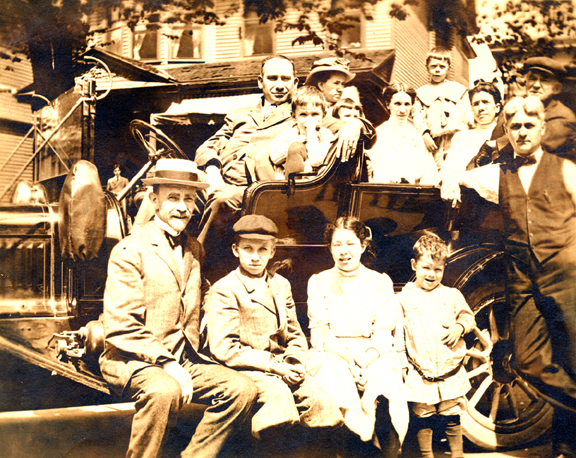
[305,57,356,114]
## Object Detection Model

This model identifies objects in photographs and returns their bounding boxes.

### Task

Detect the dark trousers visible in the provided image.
[196,184,245,245]
[507,243,576,453]
[124,362,257,458]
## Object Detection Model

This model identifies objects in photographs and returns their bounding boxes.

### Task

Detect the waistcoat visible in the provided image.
[499,151,576,264]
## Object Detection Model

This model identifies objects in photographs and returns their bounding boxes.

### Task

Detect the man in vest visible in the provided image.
[443,96,576,458]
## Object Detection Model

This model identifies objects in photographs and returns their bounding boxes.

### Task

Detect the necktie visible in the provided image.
[513,154,537,171]
[166,232,185,249]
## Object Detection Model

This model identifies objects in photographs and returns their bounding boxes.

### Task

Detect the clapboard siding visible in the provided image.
[0,51,33,124]
[87,1,472,86]
[0,48,34,203]
[0,129,34,203]
[277,10,323,55]
[214,1,242,61]
[365,2,391,49]
[0,93,32,125]
[451,40,470,87]
[390,2,429,89]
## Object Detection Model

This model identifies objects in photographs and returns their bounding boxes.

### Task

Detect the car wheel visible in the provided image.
[460,280,553,450]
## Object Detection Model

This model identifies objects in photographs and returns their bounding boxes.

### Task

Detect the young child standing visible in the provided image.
[255,86,335,180]
[205,215,343,448]
[413,47,472,170]
[397,234,475,458]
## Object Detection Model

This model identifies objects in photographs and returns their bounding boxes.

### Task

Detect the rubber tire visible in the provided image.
[460,276,553,451]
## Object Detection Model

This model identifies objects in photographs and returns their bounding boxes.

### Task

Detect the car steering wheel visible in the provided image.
[129,119,187,160]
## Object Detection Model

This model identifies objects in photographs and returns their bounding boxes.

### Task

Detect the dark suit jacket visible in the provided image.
[206,268,309,372]
[99,221,209,396]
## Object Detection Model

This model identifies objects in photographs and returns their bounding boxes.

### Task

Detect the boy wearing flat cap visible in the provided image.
[206,214,343,448]
[100,158,258,458]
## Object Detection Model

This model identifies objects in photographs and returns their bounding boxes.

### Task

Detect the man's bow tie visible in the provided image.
[513,154,537,169]
[165,232,185,249]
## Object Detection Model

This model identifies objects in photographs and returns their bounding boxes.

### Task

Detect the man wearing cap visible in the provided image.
[99,158,258,458]
[525,56,576,159]
[206,214,343,450]
[194,55,373,246]
[489,57,576,162]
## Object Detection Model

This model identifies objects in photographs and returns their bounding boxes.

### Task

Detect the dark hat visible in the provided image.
[524,57,566,78]
[233,215,278,240]
[304,57,356,85]
[142,158,209,189]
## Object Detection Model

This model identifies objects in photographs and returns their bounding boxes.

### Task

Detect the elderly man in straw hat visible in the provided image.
[99,158,258,458]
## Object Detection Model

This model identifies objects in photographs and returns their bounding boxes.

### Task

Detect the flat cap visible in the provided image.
[233,215,278,239]
[524,57,566,78]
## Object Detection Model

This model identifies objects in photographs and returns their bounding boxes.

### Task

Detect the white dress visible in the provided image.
[367,120,439,185]
[307,265,409,444]
[440,122,497,180]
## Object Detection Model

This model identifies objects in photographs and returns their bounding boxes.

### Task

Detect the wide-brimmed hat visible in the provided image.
[233,215,278,240]
[142,158,209,189]
[304,57,356,85]
[524,57,566,79]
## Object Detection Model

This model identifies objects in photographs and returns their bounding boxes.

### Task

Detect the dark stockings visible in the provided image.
[415,415,463,458]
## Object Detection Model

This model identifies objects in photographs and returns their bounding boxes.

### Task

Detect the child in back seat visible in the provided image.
[255,86,335,180]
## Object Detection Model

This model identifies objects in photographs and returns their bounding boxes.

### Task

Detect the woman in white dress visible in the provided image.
[440,81,502,190]
[367,83,439,184]
[307,216,409,458]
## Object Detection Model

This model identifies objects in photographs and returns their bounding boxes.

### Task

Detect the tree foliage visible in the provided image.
[473,0,576,84]
[0,0,473,99]
[1,0,388,98]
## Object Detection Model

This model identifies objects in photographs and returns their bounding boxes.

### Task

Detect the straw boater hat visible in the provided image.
[142,158,209,189]
[304,57,356,85]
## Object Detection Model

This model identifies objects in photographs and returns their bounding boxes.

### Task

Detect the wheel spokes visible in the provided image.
[489,382,503,422]
[515,377,541,403]
[505,383,521,421]
[467,361,490,379]
[489,306,501,344]
[469,375,493,409]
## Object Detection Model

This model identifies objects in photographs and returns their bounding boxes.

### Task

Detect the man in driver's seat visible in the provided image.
[194,54,373,246]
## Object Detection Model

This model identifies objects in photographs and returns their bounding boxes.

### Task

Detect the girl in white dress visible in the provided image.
[307,216,409,457]
[367,84,439,185]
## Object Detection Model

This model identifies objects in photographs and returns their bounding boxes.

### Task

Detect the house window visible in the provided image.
[242,12,274,57]
[133,27,159,61]
[168,25,203,60]
[338,12,363,49]
[104,27,123,55]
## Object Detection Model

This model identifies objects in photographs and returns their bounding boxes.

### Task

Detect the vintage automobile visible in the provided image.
[0,62,556,454]
[0,118,555,457]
